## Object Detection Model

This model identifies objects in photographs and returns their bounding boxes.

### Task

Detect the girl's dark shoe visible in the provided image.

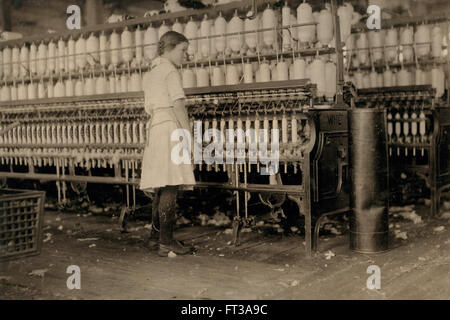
[144,224,160,249]
[158,240,194,257]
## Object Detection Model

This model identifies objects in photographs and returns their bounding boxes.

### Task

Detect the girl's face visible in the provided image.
[166,42,188,66]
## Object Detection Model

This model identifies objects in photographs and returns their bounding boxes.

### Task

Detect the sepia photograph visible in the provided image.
[0,0,449,306]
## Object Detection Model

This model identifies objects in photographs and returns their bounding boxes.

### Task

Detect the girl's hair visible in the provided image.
[158,31,188,56]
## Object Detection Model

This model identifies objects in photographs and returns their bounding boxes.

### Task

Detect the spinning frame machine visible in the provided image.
[355,85,450,217]
[0,0,356,256]
[349,12,450,218]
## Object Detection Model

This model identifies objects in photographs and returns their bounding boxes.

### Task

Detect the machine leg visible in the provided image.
[288,195,312,257]
[119,205,131,233]
[69,164,88,194]
[313,215,324,252]
[430,186,438,217]
[430,153,438,217]
[305,207,312,257]
[232,215,243,246]
[312,210,350,252]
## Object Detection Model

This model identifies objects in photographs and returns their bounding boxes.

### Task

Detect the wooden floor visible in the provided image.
[1,206,450,299]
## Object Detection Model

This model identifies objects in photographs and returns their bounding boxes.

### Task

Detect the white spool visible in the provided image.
[54,80,65,98]
[397,67,412,86]
[185,18,198,59]
[57,38,65,72]
[431,25,443,58]
[210,25,217,59]
[262,5,276,48]
[376,72,384,87]
[200,15,212,59]
[369,30,384,62]
[104,78,110,94]
[47,41,56,74]
[158,21,170,40]
[129,72,142,92]
[110,30,121,66]
[75,36,87,70]
[74,79,84,96]
[10,84,17,101]
[196,67,209,87]
[317,8,333,47]
[119,74,128,93]
[115,75,121,93]
[172,19,183,34]
[245,14,258,52]
[38,81,46,98]
[290,13,298,43]
[289,62,294,80]
[400,26,414,63]
[313,11,320,25]
[415,68,426,85]
[291,57,305,79]
[356,33,369,66]
[99,32,109,67]
[18,82,27,100]
[226,63,239,85]
[431,67,445,98]
[86,33,100,67]
[228,11,244,54]
[325,61,336,98]
[37,42,48,76]
[11,47,19,78]
[109,76,116,93]
[84,77,94,95]
[362,71,371,88]
[305,60,311,79]
[195,24,203,61]
[383,67,393,87]
[212,64,225,86]
[243,62,253,83]
[121,27,134,63]
[354,70,364,89]
[27,82,37,99]
[95,76,107,94]
[19,45,29,77]
[214,12,227,54]
[135,27,143,64]
[259,61,270,82]
[311,58,326,95]
[415,24,430,58]
[3,47,12,78]
[68,37,76,71]
[182,68,196,88]
[385,28,398,63]
[277,59,289,81]
[392,71,398,86]
[65,78,74,96]
[297,1,315,43]
[0,85,10,101]
[65,47,69,75]
[47,80,54,98]
[271,63,278,81]
[282,2,291,51]
[235,63,243,78]
[144,25,158,61]
[337,3,352,42]
[424,69,432,85]
[369,69,378,88]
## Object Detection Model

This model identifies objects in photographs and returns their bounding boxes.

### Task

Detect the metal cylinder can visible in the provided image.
[350,108,389,253]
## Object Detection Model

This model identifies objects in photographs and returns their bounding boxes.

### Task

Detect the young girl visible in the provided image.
[140,31,195,257]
